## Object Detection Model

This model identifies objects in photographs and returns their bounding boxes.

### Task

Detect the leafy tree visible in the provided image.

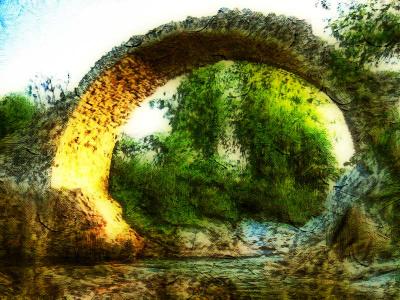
[110,62,339,229]
[329,0,400,65]
[151,63,231,158]
[158,62,337,186]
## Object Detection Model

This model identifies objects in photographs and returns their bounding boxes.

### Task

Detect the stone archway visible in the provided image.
[1,8,398,262]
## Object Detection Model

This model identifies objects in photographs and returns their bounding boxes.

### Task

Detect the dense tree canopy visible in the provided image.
[110,62,340,231]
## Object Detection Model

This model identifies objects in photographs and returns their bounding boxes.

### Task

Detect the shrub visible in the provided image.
[0,93,37,139]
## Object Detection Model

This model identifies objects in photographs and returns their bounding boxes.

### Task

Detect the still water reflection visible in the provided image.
[0,256,395,299]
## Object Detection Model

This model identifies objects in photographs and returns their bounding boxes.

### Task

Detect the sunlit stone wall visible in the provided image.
[51,57,166,194]
[50,57,166,240]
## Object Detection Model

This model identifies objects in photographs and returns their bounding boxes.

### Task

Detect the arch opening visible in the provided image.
[107,60,355,246]
[50,13,361,245]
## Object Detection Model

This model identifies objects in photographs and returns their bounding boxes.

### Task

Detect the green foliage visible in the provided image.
[152,63,230,158]
[0,93,37,139]
[110,62,339,230]
[229,63,337,186]
[329,0,400,65]
[110,135,240,231]
[369,108,400,175]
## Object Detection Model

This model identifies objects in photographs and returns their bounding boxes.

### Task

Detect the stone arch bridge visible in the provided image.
[0,8,398,262]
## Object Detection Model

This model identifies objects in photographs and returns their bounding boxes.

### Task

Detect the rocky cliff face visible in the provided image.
[264,163,398,291]
[293,164,379,248]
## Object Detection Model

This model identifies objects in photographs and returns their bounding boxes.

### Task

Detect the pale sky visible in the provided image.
[0,0,341,95]
[121,76,183,138]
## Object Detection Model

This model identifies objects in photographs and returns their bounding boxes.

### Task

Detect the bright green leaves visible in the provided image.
[110,62,340,228]
[166,62,230,158]
[110,137,239,227]
[161,62,337,186]
[220,63,338,223]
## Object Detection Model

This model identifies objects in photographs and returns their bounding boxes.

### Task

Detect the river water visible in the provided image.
[0,256,395,299]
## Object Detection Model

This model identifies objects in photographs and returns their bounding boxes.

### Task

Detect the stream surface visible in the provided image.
[0,256,394,299]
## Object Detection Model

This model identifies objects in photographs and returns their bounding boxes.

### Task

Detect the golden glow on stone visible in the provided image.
[51,56,167,241]
[93,192,129,240]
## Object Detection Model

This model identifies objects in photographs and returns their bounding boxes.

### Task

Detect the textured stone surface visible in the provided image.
[293,164,378,248]
[142,220,298,258]
[264,163,396,282]
[0,181,143,263]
